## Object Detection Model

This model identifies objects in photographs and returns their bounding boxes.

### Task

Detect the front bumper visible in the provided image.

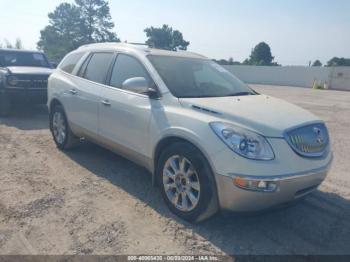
[2,87,47,104]
[215,155,333,212]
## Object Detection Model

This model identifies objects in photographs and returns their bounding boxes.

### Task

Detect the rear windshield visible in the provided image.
[0,51,50,68]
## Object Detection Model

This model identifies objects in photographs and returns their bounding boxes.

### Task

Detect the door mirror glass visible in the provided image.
[122,77,149,94]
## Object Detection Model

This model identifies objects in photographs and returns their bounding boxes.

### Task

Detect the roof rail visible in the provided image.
[78,42,119,49]
[77,42,152,50]
[128,42,149,46]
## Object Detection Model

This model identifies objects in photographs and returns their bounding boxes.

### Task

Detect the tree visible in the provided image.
[327,57,350,67]
[244,42,278,66]
[144,24,189,50]
[38,3,83,61]
[75,0,119,43]
[312,60,322,67]
[15,38,23,49]
[1,38,23,49]
[38,0,119,61]
[4,39,13,49]
[213,58,241,65]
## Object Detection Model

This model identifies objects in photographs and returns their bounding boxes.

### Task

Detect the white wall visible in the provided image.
[330,67,350,91]
[223,65,350,91]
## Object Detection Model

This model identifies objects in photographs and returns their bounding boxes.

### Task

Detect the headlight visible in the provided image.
[7,76,19,86]
[210,122,275,160]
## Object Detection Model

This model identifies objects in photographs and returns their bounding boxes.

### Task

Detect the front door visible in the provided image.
[99,53,156,158]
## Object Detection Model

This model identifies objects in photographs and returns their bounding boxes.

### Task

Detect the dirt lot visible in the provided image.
[0,85,349,255]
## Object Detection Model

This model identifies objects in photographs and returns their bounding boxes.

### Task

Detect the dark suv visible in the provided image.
[0,49,53,116]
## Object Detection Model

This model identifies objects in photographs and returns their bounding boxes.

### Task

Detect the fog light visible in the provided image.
[233,177,278,192]
[8,76,18,86]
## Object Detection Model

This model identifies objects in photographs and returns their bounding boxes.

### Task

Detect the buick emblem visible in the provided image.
[313,127,324,145]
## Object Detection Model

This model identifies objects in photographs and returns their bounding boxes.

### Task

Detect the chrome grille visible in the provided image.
[285,123,329,158]
[7,74,49,89]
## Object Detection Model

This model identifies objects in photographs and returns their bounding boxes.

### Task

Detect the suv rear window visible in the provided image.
[82,53,114,84]
[59,52,85,74]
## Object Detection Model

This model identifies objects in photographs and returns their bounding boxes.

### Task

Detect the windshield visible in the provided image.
[0,51,50,68]
[147,55,257,98]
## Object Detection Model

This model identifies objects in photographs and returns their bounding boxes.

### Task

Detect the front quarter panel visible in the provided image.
[149,95,227,173]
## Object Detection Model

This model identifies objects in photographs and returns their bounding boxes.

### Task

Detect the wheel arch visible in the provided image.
[153,135,220,220]
[49,98,63,115]
[153,135,218,188]
[48,98,72,133]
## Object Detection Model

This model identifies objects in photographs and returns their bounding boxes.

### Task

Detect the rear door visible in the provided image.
[70,52,114,135]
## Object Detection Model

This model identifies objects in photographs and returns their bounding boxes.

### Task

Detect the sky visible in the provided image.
[0,0,349,65]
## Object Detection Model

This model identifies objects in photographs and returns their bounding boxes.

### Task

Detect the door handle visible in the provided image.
[69,89,78,95]
[101,99,111,106]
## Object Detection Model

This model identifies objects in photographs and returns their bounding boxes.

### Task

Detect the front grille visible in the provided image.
[7,74,49,89]
[285,123,329,158]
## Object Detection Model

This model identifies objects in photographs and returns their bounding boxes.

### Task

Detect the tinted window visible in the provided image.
[110,54,150,89]
[60,52,84,73]
[83,53,114,84]
[0,51,50,68]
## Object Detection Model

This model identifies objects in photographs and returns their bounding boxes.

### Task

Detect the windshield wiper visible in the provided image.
[228,92,257,97]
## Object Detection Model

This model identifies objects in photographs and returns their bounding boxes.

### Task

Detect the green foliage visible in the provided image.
[244,42,279,66]
[4,39,13,49]
[75,0,119,43]
[312,60,322,67]
[14,38,23,49]
[38,3,82,61]
[144,24,189,50]
[38,0,119,61]
[327,57,350,67]
[213,58,241,65]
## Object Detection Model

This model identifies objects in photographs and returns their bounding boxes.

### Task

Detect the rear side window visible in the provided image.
[59,52,84,74]
[83,53,114,84]
[110,54,150,89]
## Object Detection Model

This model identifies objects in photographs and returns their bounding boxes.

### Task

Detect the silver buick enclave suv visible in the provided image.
[48,43,332,222]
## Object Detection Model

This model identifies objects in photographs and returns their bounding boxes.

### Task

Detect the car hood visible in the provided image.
[7,66,53,75]
[179,95,321,137]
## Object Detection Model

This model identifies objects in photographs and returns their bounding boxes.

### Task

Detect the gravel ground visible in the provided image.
[0,85,349,255]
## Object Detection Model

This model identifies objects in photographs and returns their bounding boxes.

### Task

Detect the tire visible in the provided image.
[0,93,12,117]
[157,142,219,223]
[50,104,80,150]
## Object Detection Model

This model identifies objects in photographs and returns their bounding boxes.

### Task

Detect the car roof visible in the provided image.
[0,48,45,54]
[77,42,207,59]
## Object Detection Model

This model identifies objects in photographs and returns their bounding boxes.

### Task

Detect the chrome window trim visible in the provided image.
[58,51,162,99]
[59,69,153,99]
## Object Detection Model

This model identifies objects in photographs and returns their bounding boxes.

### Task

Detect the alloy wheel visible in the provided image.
[52,111,66,145]
[162,155,201,212]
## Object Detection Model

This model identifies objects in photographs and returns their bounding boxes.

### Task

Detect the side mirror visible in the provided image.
[50,62,58,69]
[122,77,149,94]
[122,77,159,98]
